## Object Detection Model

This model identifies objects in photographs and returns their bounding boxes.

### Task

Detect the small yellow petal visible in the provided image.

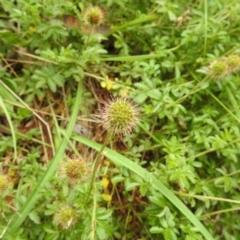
[101,193,112,202]
[100,81,106,88]
[106,80,113,91]
[102,177,109,189]
[29,26,36,32]
[103,159,110,166]
[120,88,129,98]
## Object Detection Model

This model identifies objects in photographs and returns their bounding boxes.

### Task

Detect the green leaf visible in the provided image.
[150,226,164,233]
[125,181,140,191]
[111,175,125,184]
[35,79,46,89]
[139,183,148,196]
[28,211,41,224]
[0,88,17,159]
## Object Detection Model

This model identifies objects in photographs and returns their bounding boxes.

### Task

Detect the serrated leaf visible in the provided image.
[149,195,166,207]
[29,211,40,224]
[35,79,46,89]
[125,181,140,191]
[48,79,57,92]
[97,209,112,220]
[150,226,164,233]
[110,175,125,184]
[139,183,148,196]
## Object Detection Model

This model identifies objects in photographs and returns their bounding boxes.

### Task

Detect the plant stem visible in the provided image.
[208,90,240,124]
[225,85,240,120]
[86,131,112,204]
[89,183,97,240]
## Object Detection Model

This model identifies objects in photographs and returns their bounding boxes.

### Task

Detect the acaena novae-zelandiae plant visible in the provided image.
[86,97,141,201]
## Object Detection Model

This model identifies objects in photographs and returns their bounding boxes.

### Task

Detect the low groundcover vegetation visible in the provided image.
[1,0,240,239]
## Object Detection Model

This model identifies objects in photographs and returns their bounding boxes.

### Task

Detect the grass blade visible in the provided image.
[0,95,17,159]
[100,53,165,62]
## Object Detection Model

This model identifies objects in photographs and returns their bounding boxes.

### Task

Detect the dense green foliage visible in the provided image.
[1,0,240,239]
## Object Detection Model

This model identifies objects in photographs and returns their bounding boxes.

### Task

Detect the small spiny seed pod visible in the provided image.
[209,59,229,80]
[82,6,105,26]
[58,158,90,185]
[100,97,140,136]
[0,174,11,194]
[225,54,240,74]
[53,205,78,229]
